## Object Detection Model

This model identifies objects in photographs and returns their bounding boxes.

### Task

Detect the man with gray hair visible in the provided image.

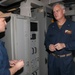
[45,3,75,75]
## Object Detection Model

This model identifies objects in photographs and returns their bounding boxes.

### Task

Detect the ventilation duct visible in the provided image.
[0,0,6,4]
[0,0,23,6]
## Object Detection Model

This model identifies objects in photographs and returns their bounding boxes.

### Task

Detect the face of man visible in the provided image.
[53,4,65,21]
[0,18,7,32]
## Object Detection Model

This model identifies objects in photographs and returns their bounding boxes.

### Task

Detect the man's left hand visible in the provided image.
[55,43,66,50]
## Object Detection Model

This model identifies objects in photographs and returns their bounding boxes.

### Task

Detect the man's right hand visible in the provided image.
[49,44,56,52]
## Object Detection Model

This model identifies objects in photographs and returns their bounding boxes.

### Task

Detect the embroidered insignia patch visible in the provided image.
[65,30,72,34]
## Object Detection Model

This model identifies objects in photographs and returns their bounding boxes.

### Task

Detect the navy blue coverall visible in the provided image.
[45,20,75,75]
[0,40,10,75]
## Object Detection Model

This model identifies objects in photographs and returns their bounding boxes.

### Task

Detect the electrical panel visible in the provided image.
[30,21,40,75]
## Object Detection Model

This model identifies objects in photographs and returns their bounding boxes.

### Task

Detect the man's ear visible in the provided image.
[63,9,65,14]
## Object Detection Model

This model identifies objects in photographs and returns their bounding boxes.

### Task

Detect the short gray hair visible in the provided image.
[52,3,65,10]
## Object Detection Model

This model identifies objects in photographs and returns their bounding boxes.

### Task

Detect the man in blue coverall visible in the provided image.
[45,3,75,75]
[0,11,24,75]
